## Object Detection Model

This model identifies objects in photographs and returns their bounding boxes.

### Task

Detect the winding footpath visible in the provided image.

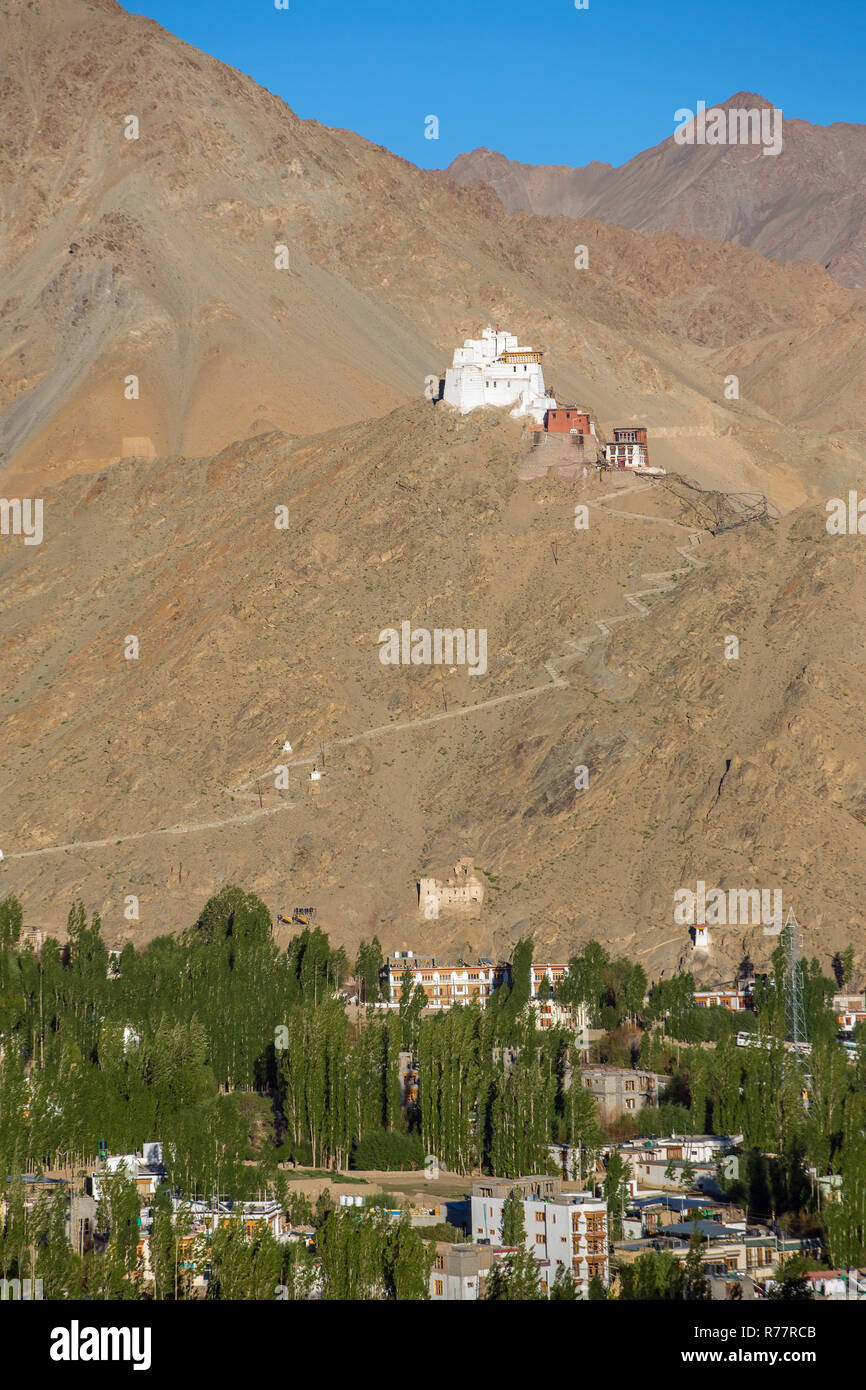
[3,484,708,862]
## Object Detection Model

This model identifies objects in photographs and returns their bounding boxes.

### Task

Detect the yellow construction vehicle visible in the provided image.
[278,908,317,927]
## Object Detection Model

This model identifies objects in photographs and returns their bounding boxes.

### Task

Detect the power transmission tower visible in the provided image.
[783,908,808,1051]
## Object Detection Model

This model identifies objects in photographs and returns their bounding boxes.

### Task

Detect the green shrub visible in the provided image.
[350,1129,425,1171]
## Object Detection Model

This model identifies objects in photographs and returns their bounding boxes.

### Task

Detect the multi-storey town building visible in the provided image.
[693,984,752,1011]
[614,1223,823,1278]
[384,953,581,1022]
[428,1241,502,1301]
[470,1176,609,1295]
[580,1065,666,1120]
[91,1142,166,1201]
[386,952,508,1009]
[530,962,568,995]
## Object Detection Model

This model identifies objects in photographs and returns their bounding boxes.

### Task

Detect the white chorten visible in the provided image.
[443,325,555,424]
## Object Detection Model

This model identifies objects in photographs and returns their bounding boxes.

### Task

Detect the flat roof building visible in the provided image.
[385,954,508,1011]
[471,1176,609,1295]
[581,1066,666,1119]
[428,1241,502,1301]
[546,407,594,435]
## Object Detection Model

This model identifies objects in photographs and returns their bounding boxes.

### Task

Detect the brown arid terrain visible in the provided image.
[2,0,866,983]
[448,92,866,288]
[1,401,865,984]
[2,0,866,494]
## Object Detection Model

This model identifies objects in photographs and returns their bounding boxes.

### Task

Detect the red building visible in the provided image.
[546,407,592,434]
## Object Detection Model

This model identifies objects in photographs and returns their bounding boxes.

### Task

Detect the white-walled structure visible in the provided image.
[418,856,486,919]
[471,1177,609,1295]
[443,326,556,424]
[92,1144,166,1201]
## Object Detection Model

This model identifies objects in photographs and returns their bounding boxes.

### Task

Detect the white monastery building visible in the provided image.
[443,326,556,424]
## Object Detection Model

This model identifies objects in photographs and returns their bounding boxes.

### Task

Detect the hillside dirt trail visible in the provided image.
[4,478,714,863]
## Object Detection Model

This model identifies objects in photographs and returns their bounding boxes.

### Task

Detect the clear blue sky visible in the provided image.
[128,0,865,169]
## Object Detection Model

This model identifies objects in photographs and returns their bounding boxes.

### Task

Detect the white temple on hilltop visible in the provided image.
[443,325,556,424]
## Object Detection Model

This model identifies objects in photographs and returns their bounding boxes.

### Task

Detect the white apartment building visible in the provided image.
[471,1176,609,1295]
[611,1134,742,1193]
[529,962,568,995]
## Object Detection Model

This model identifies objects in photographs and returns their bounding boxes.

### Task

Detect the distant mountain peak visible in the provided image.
[447,100,866,287]
[716,91,776,109]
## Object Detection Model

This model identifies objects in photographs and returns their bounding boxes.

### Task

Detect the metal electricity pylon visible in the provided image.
[783,908,808,1051]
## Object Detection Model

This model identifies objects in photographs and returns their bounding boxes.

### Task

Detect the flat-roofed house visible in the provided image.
[471,1176,609,1295]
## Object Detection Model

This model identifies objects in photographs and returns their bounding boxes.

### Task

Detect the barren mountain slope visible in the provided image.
[1,404,864,980]
[448,93,866,287]
[2,2,866,495]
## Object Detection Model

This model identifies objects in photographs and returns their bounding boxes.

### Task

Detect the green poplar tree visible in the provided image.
[483,1248,543,1300]
[501,1188,526,1247]
[682,1221,710,1300]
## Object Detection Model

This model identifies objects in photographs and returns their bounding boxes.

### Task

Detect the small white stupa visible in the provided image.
[443,325,556,424]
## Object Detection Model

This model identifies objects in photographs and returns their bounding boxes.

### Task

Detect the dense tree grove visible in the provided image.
[0,892,581,1194]
[0,888,356,1192]
[618,1226,710,1302]
[1,888,865,1296]
[556,934,866,1267]
[317,1209,432,1299]
[355,938,387,1004]
[276,1000,405,1170]
[483,1247,544,1300]
[419,1005,566,1177]
[557,941,647,1030]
